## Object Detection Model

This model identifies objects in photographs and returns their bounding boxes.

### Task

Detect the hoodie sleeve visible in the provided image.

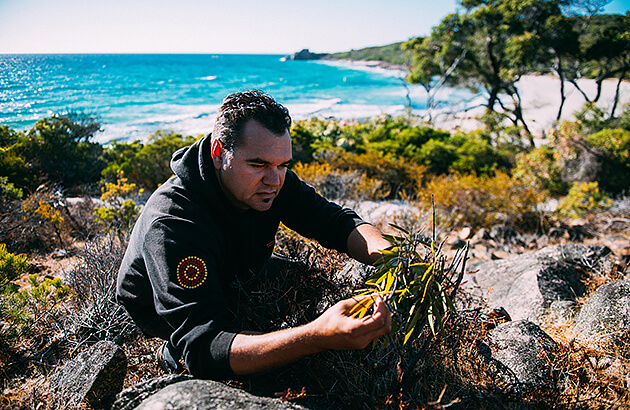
[276,170,367,253]
[142,216,238,380]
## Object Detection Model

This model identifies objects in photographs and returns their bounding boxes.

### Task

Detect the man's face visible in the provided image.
[212,119,292,212]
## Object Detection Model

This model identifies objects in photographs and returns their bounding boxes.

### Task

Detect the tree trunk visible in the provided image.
[609,68,627,119]
[555,57,567,123]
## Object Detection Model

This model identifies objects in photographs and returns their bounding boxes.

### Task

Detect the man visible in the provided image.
[116,89,392,380]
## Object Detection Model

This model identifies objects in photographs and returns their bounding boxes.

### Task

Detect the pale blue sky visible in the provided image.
[0,0,628,54]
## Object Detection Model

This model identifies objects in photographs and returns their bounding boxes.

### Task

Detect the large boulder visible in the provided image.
[112,374,193,410]
[49,340,127,409]
[114,377,308,410]
[478,320,559,392]
[463,244,609,324]
[571,280,630,344]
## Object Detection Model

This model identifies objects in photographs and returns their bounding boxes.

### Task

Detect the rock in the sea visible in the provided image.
[284,49,328,61]
[463,244,609,324]
[572,280,630,343]
[479,320,559,392]
[120,378,308,410]
[49,340,127,409]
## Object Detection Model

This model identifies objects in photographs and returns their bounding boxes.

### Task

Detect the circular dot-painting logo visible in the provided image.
[176,256,207,289]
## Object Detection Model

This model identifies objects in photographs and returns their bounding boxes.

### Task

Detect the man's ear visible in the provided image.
[210,139,224,169]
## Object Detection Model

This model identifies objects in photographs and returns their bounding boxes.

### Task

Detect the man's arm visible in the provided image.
[229,295,391,375]
[346,223,392,265]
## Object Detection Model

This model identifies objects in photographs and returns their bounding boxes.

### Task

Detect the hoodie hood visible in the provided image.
[170,134,220,206]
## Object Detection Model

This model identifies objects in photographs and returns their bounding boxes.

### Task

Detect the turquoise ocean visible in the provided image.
[1,54,471,144]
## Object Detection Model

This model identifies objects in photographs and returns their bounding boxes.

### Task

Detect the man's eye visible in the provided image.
[249,163,265,168]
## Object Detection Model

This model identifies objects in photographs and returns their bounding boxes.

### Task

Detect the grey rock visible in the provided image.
[572,280,630,342]
[471,228,491,243]
[490,225,519,243]
[479,320,559,392]
[463,244,607,324]
[336,259,376,288]
[113,374,193,410]
[49,340,127,409]
[133,379,308,409]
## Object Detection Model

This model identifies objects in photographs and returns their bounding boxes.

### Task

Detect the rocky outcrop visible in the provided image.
[49,340,127,409]
[571,280,630,343]
[478,320,559,392]
[113,376,308,410]
[462,244,610,325]
[283,49,328,61]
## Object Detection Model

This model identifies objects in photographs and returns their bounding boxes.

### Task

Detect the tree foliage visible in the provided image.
[102,130,197,191]
[0,114,105,194]
[403,0,628,133]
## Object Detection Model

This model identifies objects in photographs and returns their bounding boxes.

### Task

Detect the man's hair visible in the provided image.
[212,89,292,151]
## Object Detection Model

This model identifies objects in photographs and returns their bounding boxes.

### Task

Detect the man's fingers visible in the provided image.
[353,297,392,335]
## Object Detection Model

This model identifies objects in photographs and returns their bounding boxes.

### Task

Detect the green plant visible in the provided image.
[586,127,630,193]
[515,144,567,195]
[557,181,612,218]
[351,221,467,345]
[0,177,23,203]
[0,243,30,295]
[1,244,71,344]
[102,131,199,191]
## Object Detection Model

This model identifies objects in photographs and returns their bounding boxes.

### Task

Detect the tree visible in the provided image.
[569,13,630,119]
[405,0,571,144]
[1,115,105,194]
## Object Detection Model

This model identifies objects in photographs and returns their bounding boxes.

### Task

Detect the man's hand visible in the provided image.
[229,295,392,375]
[308,295,392,351]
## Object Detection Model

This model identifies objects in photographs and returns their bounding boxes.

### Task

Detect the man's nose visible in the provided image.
[263,167,282,186]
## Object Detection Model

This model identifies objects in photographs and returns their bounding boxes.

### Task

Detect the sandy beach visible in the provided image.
[429,74,630,137]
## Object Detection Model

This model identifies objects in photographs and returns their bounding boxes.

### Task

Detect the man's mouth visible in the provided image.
[257,192,276,200]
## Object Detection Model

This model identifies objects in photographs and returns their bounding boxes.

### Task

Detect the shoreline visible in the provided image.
[312,58,630,136]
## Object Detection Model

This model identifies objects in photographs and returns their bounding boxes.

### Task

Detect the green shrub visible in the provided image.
[515,145,567,195]
[0,177,23,203]
[102,130,197,191]
[417,138,458,175]
[23,114,105,194]
[451,134,511,175]
[0,243,30,295]
[557,181,612,218]
[586,128,630,193]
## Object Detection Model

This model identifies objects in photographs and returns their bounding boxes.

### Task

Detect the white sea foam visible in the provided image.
[200,76,218,81]
[315,59,409,79]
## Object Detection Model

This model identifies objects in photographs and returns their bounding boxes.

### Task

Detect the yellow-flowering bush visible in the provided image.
[95,170,143,240]
[292,161,389,200]
[420,172,546,230]
[557,181,612,218]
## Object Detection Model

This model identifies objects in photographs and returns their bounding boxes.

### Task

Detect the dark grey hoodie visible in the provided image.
[116,135,365,380]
